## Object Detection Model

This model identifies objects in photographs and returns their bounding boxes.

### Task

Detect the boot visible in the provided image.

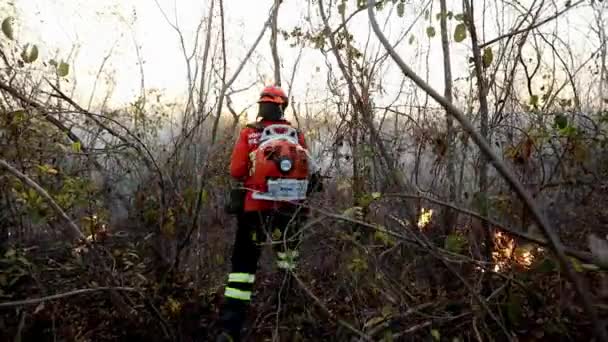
[216,300,247,342]
[216,331,237,342]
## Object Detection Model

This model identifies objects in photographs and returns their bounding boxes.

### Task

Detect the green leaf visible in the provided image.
[506,293,523,325]
[436,11,453,21]
[374,230,395,246]
[4,248,16,258]
[569,257,583,272]
[472,192,489,214]
[58,61,69,77]
[559,124,577,137]
[21,44,39,63]
[454,13,465,21]
[445,234,467,253]
[396,2,405,18]
[426,26,436,38]
[357,193,374,207]
[559,98,572,107]
[201,189,209,204]
[533,257,556,273]
[554,114,568,129]
[2,17,14,40]
[529,94,539,107]
[364,316,386,329]
[338,3,346,16]
[408,35,415,45]
[37,164,58,175]
[431,329,440,341]
[71,141,81,153]
[454,23,467,42]
[371,192,382,199]
[482,47,493,67]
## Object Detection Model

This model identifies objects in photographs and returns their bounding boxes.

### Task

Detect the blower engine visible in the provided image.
[249,124,311,201]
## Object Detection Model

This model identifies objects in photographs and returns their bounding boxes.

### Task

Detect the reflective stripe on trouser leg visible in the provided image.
[225,272,255,301]
[225,287,252,301]
[228,273,255,283]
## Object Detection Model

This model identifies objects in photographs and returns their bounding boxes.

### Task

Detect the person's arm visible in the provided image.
[298,130,323,193]
[297,130,308,149]
[229,128,250,180]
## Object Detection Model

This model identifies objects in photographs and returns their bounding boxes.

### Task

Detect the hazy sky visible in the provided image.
[11,0,601,119]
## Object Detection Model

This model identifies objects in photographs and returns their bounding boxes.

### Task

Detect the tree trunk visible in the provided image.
[270,0,282,86]
[464,0,493,287]
[439,0,456,235]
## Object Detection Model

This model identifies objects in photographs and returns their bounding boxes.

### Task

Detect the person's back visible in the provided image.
[215,85,322,342]
[230,117,309,212]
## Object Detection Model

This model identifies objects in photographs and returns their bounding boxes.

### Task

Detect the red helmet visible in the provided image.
[258,85,288,107]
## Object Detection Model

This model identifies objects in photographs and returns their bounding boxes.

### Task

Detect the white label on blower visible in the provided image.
[251,179,309,201]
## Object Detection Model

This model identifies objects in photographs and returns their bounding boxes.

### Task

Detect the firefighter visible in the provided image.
[215,85,322,341]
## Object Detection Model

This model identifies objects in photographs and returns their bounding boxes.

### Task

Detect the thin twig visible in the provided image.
[392,312,471,339]
[14,311,26,342]
[331,1,383,36]
[270,0,282,86]
[0,287,137,308]
[364,302,434,338]
[480,0,584,48]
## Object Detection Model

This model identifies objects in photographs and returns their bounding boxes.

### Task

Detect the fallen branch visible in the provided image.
[0,159,83,241]
[392,312,471,339]
[367,2,606,340]
[0,287,137,308]
[364,302,434,338]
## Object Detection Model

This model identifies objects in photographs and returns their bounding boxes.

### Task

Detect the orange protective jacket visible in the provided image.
[229,119,308,212]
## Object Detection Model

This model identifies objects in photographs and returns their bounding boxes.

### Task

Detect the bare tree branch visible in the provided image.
[270,0,282,86]
[480,0,585,48]
[0,159,83,241]
[439,0,457,231]
[210,2,275,144]
[318,0,417,223]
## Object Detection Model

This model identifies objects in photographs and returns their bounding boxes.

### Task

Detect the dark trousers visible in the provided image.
[218,206,305,337]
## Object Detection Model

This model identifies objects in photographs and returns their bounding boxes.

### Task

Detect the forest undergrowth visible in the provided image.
[2,0,608,341]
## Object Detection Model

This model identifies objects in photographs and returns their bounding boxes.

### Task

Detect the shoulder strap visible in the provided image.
[245,122,264,132]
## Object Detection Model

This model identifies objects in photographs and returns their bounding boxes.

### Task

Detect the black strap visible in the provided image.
[246,121,302,137]
[246,122,265,132]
